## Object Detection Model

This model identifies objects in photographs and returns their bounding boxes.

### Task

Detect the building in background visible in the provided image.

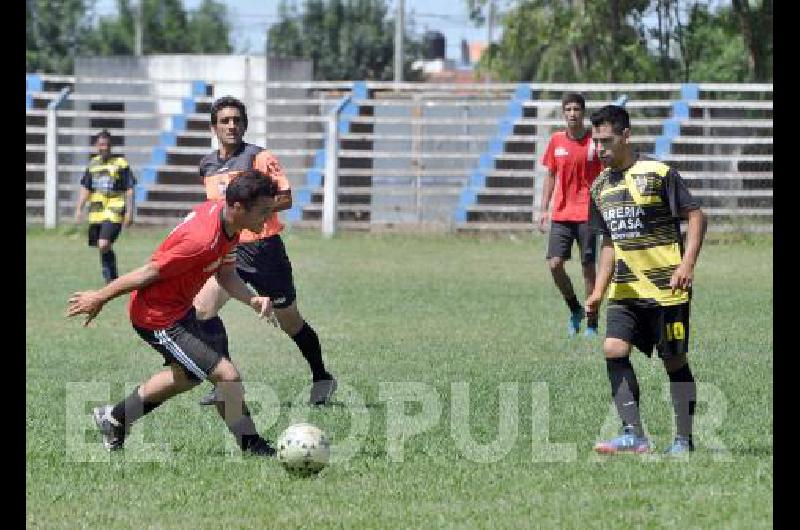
[412,30,489,83]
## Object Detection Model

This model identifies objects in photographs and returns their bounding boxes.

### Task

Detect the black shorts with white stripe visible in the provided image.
[133,308,226,382]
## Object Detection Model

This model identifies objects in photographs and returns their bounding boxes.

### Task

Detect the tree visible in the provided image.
[27,0,97,73]
[731,0,772,81]
[68,0,232,64]
[84,0,137,56]
[140,0,191,54]
[187,0,233,53]
[267,0,423,81]
[673,3,747,82]
[465,0,771,83]
[473,0,655,82]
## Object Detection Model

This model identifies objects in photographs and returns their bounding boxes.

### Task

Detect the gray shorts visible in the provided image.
[546,221,597,265]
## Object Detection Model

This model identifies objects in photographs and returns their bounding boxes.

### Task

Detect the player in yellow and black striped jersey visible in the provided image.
[74,130,136,284]
[584,105,707,456]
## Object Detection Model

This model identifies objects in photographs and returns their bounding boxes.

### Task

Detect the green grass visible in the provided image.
[27,227,773,529]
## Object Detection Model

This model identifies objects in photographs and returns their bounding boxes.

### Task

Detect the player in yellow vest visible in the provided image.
[74,130,136,283]
[585,105,707,456]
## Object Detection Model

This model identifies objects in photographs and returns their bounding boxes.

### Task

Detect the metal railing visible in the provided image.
[26,77,774,232]
[44,87,72,228]
[323,94,352,237]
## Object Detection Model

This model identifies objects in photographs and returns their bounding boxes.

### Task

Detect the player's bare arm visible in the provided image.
[67,262,161,326]
[215,262,275,321]
[124,188,134,227]
[585,235,614,314]
[671,207,707,294]
[74,187,90,222]
[538,170,556,233]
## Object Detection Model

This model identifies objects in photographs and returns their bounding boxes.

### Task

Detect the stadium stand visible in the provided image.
[26,74,772,233]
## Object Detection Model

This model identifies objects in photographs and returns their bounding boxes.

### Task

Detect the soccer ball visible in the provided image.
[276,423,331,477]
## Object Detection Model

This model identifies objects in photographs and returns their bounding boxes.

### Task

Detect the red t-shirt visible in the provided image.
[540,130,603,222]
[129,200,239,330]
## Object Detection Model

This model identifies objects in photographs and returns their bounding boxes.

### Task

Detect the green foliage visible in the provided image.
[139,0,190,54]
[267,0,423,81]
[186,0,233,53]
[26,0,97,74]
[730,0,772,81]
[477,0,656,82]
[471,0,772,82]
[682,4,749,82]
[83,0,136,56]
[27,0,232,73]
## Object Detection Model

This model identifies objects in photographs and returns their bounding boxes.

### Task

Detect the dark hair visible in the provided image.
[210,96,248,131]
[95,129,112,143]
[590,105,630,135]
[561,92,585,110]
[225,170,277,209]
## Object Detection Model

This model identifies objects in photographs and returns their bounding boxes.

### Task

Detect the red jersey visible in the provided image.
[128,200,239,329]
[540,130,603,222]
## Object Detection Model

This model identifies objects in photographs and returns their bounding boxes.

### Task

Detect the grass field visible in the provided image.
[26,227,772,529]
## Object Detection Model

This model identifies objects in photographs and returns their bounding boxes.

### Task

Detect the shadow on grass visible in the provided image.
[729,445,773,457]
[279,400,384,410]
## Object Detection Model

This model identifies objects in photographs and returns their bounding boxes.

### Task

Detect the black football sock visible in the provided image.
[217,399,260,450]
[565,295,582,314]
[292,321,329,381]
[198,316,230,360]
[668,363,696,440]
[100,249,118,283]
[110,386,163,431]
[586,312,599,328]
[606,357,643,436]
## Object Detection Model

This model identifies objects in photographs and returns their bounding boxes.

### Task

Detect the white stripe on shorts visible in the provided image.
[155,329,207,381]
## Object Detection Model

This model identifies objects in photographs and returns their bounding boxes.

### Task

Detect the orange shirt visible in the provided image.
[199,143,290,243]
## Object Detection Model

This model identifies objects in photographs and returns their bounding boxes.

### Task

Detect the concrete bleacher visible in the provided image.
[25,73,772,233]
[458,83,772,232]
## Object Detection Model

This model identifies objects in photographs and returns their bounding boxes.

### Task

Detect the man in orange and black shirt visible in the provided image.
[193,96,337,406]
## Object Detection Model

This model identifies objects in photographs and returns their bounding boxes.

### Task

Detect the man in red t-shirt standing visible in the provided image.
[67,171,281,456]
[539,92,604,336]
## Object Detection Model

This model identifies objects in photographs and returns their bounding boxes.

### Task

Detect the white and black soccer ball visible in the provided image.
[276,423,331,477]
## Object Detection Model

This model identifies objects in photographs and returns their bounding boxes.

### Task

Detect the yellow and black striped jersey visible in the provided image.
[80,154,136,224]
[589,158,699,307]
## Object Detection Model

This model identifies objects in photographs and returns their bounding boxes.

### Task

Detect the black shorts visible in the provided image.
[88,221,122,247]
[606,302,691,360]
[133,308,229,382]
[546,221,596,265]
[235,235,296,309]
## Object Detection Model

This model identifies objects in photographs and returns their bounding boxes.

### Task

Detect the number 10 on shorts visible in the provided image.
[665,321,685,341]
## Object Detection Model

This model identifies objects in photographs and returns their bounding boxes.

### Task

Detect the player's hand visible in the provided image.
[670,262,694,294]
[250,296,278,327]
[74,210,83,223]
[538,211,550,233]
[585,292,603,315]
[67,291,105,327]
[123,214,133,228]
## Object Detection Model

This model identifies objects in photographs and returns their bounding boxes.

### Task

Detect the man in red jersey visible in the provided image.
[538,92,604,337]
[67,170,280,456]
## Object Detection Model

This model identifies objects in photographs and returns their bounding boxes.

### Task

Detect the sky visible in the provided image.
[92,0,499,61]
[92,0,730,61]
